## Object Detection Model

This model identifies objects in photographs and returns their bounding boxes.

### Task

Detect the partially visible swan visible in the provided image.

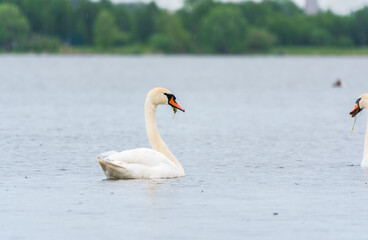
[350,94,368,167]
[98,87,185,179]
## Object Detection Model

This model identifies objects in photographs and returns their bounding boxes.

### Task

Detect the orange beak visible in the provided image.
[169,98,185,112]
[350,103,361,117]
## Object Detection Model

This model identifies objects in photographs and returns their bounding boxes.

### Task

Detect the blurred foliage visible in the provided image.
[0,0,368,53]
[247,28,277,51]
[351,7,368,45]
[94,9,127,48]
[200,5,248,53]
[149,10,192,52]
[0,3,29,50]
[17,35,61,52]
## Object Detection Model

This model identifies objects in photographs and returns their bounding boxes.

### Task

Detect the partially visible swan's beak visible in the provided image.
[350,102,361,118]
[169,98,185,112]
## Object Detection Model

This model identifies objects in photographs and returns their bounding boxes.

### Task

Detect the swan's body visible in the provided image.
[98,148,183,179]
[98,87,185,179]
[350,94,368,167]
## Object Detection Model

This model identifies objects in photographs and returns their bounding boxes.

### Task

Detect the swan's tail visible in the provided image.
[98,156,131,179]
[98,151,132,179]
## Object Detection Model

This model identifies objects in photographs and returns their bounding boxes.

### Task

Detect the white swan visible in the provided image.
[350,94,368,167]
[98,87,185,179]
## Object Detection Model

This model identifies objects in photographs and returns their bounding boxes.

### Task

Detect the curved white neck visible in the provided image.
[145,99,184,173]
[362,116,368,167]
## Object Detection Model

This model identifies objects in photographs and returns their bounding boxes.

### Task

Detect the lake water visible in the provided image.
[1,55,368,239]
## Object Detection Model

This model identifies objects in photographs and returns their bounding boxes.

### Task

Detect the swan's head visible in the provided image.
[350,94,368,117]
[148,87,185,112]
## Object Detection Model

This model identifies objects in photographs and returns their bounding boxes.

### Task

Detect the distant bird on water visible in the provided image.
[333,79,344,87]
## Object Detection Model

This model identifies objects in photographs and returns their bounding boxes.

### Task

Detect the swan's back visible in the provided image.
[98,148,184,179]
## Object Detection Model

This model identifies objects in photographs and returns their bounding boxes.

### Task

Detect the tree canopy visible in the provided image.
[0,0,367,53]
[200,6,248,53]
[0,3,29,49]
[94,10,120,47]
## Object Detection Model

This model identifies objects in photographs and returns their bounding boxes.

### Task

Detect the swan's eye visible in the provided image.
[356,98,361,105]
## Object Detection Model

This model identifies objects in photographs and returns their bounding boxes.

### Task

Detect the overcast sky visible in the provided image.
[110,0,368,14]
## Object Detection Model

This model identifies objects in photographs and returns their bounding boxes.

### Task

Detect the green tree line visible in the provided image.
[0,0,368,53]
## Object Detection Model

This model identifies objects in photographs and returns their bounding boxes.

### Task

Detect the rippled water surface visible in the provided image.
[1,55,368,239]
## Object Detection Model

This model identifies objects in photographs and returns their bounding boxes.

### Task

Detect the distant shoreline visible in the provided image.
[2,46,368,56]
[271,46,368,56]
